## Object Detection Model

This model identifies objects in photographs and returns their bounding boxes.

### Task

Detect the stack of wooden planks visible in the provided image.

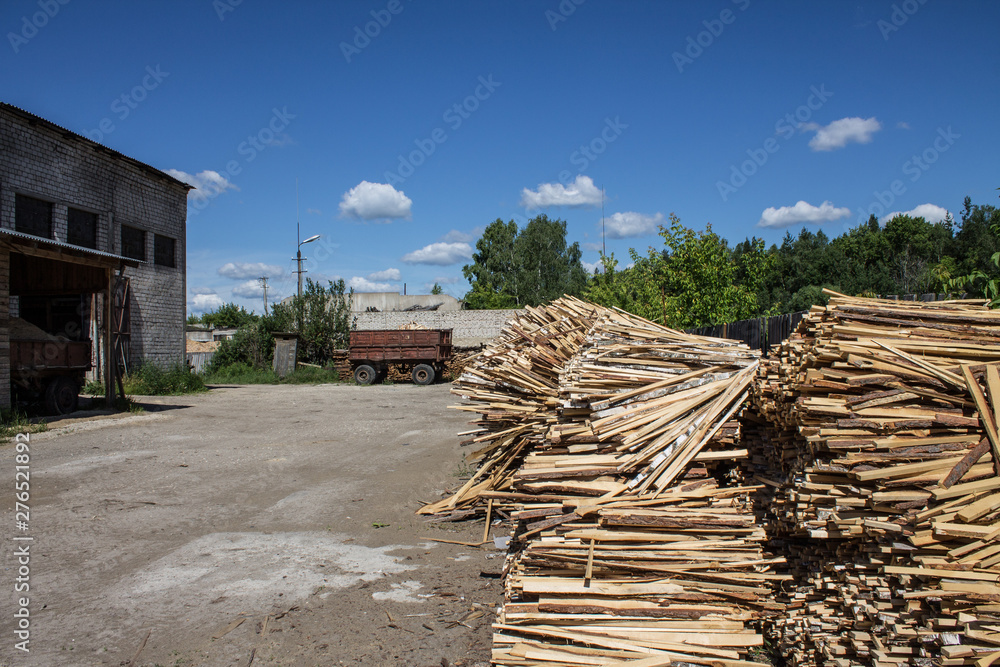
[751,291,1000,667]
[421,297,783,665]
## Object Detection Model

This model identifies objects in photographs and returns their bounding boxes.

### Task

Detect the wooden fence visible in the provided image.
[685,293,959,355]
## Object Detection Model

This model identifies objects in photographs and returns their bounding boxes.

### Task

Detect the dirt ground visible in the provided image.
[0,383,499,667]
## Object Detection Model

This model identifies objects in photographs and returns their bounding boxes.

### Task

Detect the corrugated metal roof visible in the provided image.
[0,227,142,265]
[0,102,193,191]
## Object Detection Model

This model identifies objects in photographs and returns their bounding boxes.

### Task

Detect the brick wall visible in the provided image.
[0,106,188,388]
[352,309,524,346]
[0,246,9,409]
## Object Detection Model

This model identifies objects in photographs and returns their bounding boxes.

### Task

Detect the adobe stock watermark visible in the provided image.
[383,75,501,186]
[877,0,928,41]
[84,66,169,144]
[717,84,833,202]
[7,0,71,54]
[341,0,409,63]
[213,0,243,21]
[854,126,959,224]
[673,0,750,73]
[556,116,627,186]
[546,0,586,31]
[514,116,628,228]
[189,107,296,214]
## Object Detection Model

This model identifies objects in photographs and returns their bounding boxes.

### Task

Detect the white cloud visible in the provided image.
[897,121,911,130]
[166,169,239,199]
[520,174,603,208]
[367,268,401,282]
[402,242,473,266]
[441,229,476,244]
[339,181,412,220]
[348,276,393,292]
[582,260,603,274]
[433,276,461,285]
[758,200,851,228]
[190,286,217,295]
[232,280,265,298]
[582,242,604,252]
[306,207,322,215]
[886,203,951,224]
[218,262,285,280]
[190,293,224,313]
[604,212,665,239]
[801,117,882,151]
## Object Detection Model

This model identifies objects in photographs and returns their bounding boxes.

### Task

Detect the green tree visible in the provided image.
[186,313,201,325]
[209,279,354,372]
[954,196,1000,276]
[271,278,354,365]
[463,219,519,309]
[430,283,443,295]
[201,302,257,329]
[463,215,588,309]
[586,215,772,328]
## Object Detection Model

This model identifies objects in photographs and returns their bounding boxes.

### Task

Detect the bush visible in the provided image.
[123,362,207,395]
[202,362,279,385]
[202,362,340,385]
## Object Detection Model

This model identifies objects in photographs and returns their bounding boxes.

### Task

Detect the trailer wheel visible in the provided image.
[43,376,79,415]
[412,364,435,386]
[353,364,378,385]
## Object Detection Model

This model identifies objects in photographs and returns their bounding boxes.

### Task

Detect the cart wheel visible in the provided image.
[43,376,79,415]
[412,364,435,386]
[353,364,377,385]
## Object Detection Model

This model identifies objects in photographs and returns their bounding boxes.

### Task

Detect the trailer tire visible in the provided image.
[43,376,78,415]
[412,364,435,386]
[353,364,378,385]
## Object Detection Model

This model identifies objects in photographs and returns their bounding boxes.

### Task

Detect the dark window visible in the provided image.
[121,225,145,261]
[154,234,176,268]
[15,194,52,237]
[67,208,98,249]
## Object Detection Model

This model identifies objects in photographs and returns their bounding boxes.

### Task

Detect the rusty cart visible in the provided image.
[348,329,453,385]
[11,338,91,414]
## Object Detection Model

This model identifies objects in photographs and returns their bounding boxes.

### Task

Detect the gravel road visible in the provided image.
[0,383,497,667]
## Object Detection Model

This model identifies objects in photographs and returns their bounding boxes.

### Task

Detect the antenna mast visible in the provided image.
[601,185,606,257]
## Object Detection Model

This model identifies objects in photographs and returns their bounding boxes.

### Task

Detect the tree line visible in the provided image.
[462,196,1000,329]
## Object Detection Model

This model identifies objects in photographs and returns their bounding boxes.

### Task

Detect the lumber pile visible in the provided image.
[752,292,1000,667]
[422,297,780,665]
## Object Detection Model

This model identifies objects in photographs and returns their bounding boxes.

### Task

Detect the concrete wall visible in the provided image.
[350,292,462,312]
[0,105,188,387]
[352,309,523,347]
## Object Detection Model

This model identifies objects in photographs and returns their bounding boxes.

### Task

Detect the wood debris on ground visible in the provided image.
[423,292,1000,666]
[751,290,1000,667]
[421,296,778,666]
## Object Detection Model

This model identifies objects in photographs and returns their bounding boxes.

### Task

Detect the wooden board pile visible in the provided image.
[421,297,785,665]
[751,292,1000,667]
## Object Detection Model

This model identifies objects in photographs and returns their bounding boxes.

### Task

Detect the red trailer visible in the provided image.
[10,338,91,414]
[348,329,453,385]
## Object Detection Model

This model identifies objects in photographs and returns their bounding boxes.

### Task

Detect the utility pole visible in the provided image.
[258,276,269,315]
[601,185,606,257]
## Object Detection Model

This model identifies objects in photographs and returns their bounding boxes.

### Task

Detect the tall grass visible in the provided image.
[123,363,207,395]
[202,362,340,385]
[0,409,47,439]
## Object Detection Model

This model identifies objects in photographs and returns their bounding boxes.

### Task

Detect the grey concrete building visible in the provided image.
[0,102,190,410]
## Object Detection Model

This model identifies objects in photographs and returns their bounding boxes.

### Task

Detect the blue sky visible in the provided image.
[3,0,998,314]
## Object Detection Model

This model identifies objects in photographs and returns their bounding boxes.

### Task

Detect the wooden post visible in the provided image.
[105,267,114,407]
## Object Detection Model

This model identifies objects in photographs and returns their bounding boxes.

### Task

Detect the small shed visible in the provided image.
[272,332,299,378]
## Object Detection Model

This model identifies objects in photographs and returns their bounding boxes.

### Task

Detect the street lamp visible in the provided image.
[296,233,321,299]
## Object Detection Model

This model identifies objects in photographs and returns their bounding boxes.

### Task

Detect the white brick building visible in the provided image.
[0,102,190,409]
